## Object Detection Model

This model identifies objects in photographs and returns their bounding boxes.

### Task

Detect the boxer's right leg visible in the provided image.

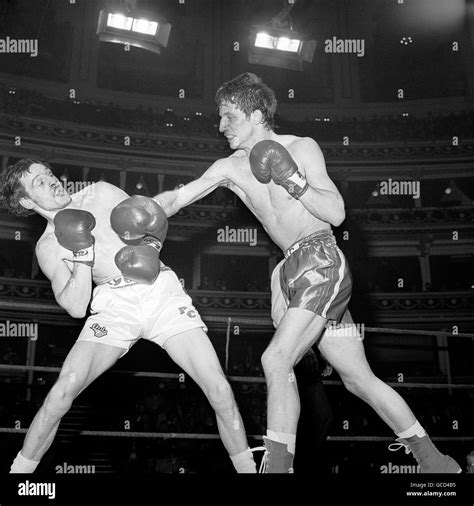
[10,341,124,472]
[318,313,461,473]
[163,328,256,473]
[260,307,328,473]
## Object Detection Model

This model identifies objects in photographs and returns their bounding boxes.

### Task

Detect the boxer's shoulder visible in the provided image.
[202,156,234,185]
[35,228,59,262]
[89,181,122,200]
[77,181,127,212]
[274,135,318,153]
[226,150,249,170]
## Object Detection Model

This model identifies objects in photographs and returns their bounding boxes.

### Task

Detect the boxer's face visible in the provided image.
[19,163,71,212]
[218,102,257,150]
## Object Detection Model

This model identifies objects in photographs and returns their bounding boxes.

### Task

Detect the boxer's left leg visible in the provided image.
[163,328,256,473]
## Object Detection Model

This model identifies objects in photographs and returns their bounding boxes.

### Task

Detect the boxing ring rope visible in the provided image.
[204,315,474,340]
[1,364,474,389]
[1,324,473,445]
[1,427,472,443]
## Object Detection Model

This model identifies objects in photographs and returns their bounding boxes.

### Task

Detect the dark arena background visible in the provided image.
[0,0,473,505]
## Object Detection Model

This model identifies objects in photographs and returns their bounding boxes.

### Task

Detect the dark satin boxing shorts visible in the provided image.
[271,229,352,327]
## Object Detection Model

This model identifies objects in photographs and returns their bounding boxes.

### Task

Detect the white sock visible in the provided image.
[230,448,257,473]
[396,420,426,439]
[267,429,296,455]
[10,451,40,473]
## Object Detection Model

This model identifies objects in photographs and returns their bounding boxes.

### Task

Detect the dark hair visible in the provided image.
[215,72,277,130]
[0,158,50,216]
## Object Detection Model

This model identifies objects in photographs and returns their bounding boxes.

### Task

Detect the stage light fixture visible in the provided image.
[248,1,316,72]
[97,8,171,55]
[249,25,316,71]
[254,32,302,52]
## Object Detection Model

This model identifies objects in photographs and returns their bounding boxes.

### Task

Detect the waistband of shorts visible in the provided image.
[96,266,172,289]
[284,229,334,259]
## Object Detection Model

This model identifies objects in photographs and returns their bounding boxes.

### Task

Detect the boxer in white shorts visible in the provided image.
[0,158,257,474]
[79,265,207,355]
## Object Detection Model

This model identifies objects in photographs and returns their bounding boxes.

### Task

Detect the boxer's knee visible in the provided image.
[261,346,292,378]
[341,371,375,400]
[43,373,82,419]
[205,375,235,413]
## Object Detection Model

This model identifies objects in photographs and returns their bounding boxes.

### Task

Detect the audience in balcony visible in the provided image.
[2,84,473,143]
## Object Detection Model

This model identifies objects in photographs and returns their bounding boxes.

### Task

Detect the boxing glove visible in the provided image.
[249,140,309,199]
[54,209,96,266]
[115,237,161,284]
[110,195,168,245]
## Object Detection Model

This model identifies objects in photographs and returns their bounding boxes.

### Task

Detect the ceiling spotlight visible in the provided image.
[97,8,171,55]
[248,3,316,71]
[249,26,316,71]
[255,32,301,52]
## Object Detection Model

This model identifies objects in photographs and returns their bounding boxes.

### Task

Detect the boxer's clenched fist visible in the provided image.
[249,140,309,199]
[114,237,162,284]
[110,196,168,284]
[110,195,168,244]
[54,209,96,266]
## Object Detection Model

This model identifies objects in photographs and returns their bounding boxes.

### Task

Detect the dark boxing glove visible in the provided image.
[249,140,309,199]
[110,195,168,245]
[111,196,168,284]
[114,237,161,284]
[54,209,96,266]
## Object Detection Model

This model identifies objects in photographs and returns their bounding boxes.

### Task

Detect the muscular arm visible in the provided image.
[154,159,230,217]
[36,238,92,318]
[35,182,129,318]
[293,138,345,227]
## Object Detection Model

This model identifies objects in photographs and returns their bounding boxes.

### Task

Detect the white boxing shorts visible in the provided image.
[77,265,207,356]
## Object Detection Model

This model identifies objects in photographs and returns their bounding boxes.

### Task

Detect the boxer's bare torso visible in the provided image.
[36,180,128,285]
[220,134,331,250]
[158,133,341,252]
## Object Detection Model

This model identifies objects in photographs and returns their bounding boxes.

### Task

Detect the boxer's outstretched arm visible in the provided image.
[293,138,346,227]
[154,159,229,217]
[36,238,92,318]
